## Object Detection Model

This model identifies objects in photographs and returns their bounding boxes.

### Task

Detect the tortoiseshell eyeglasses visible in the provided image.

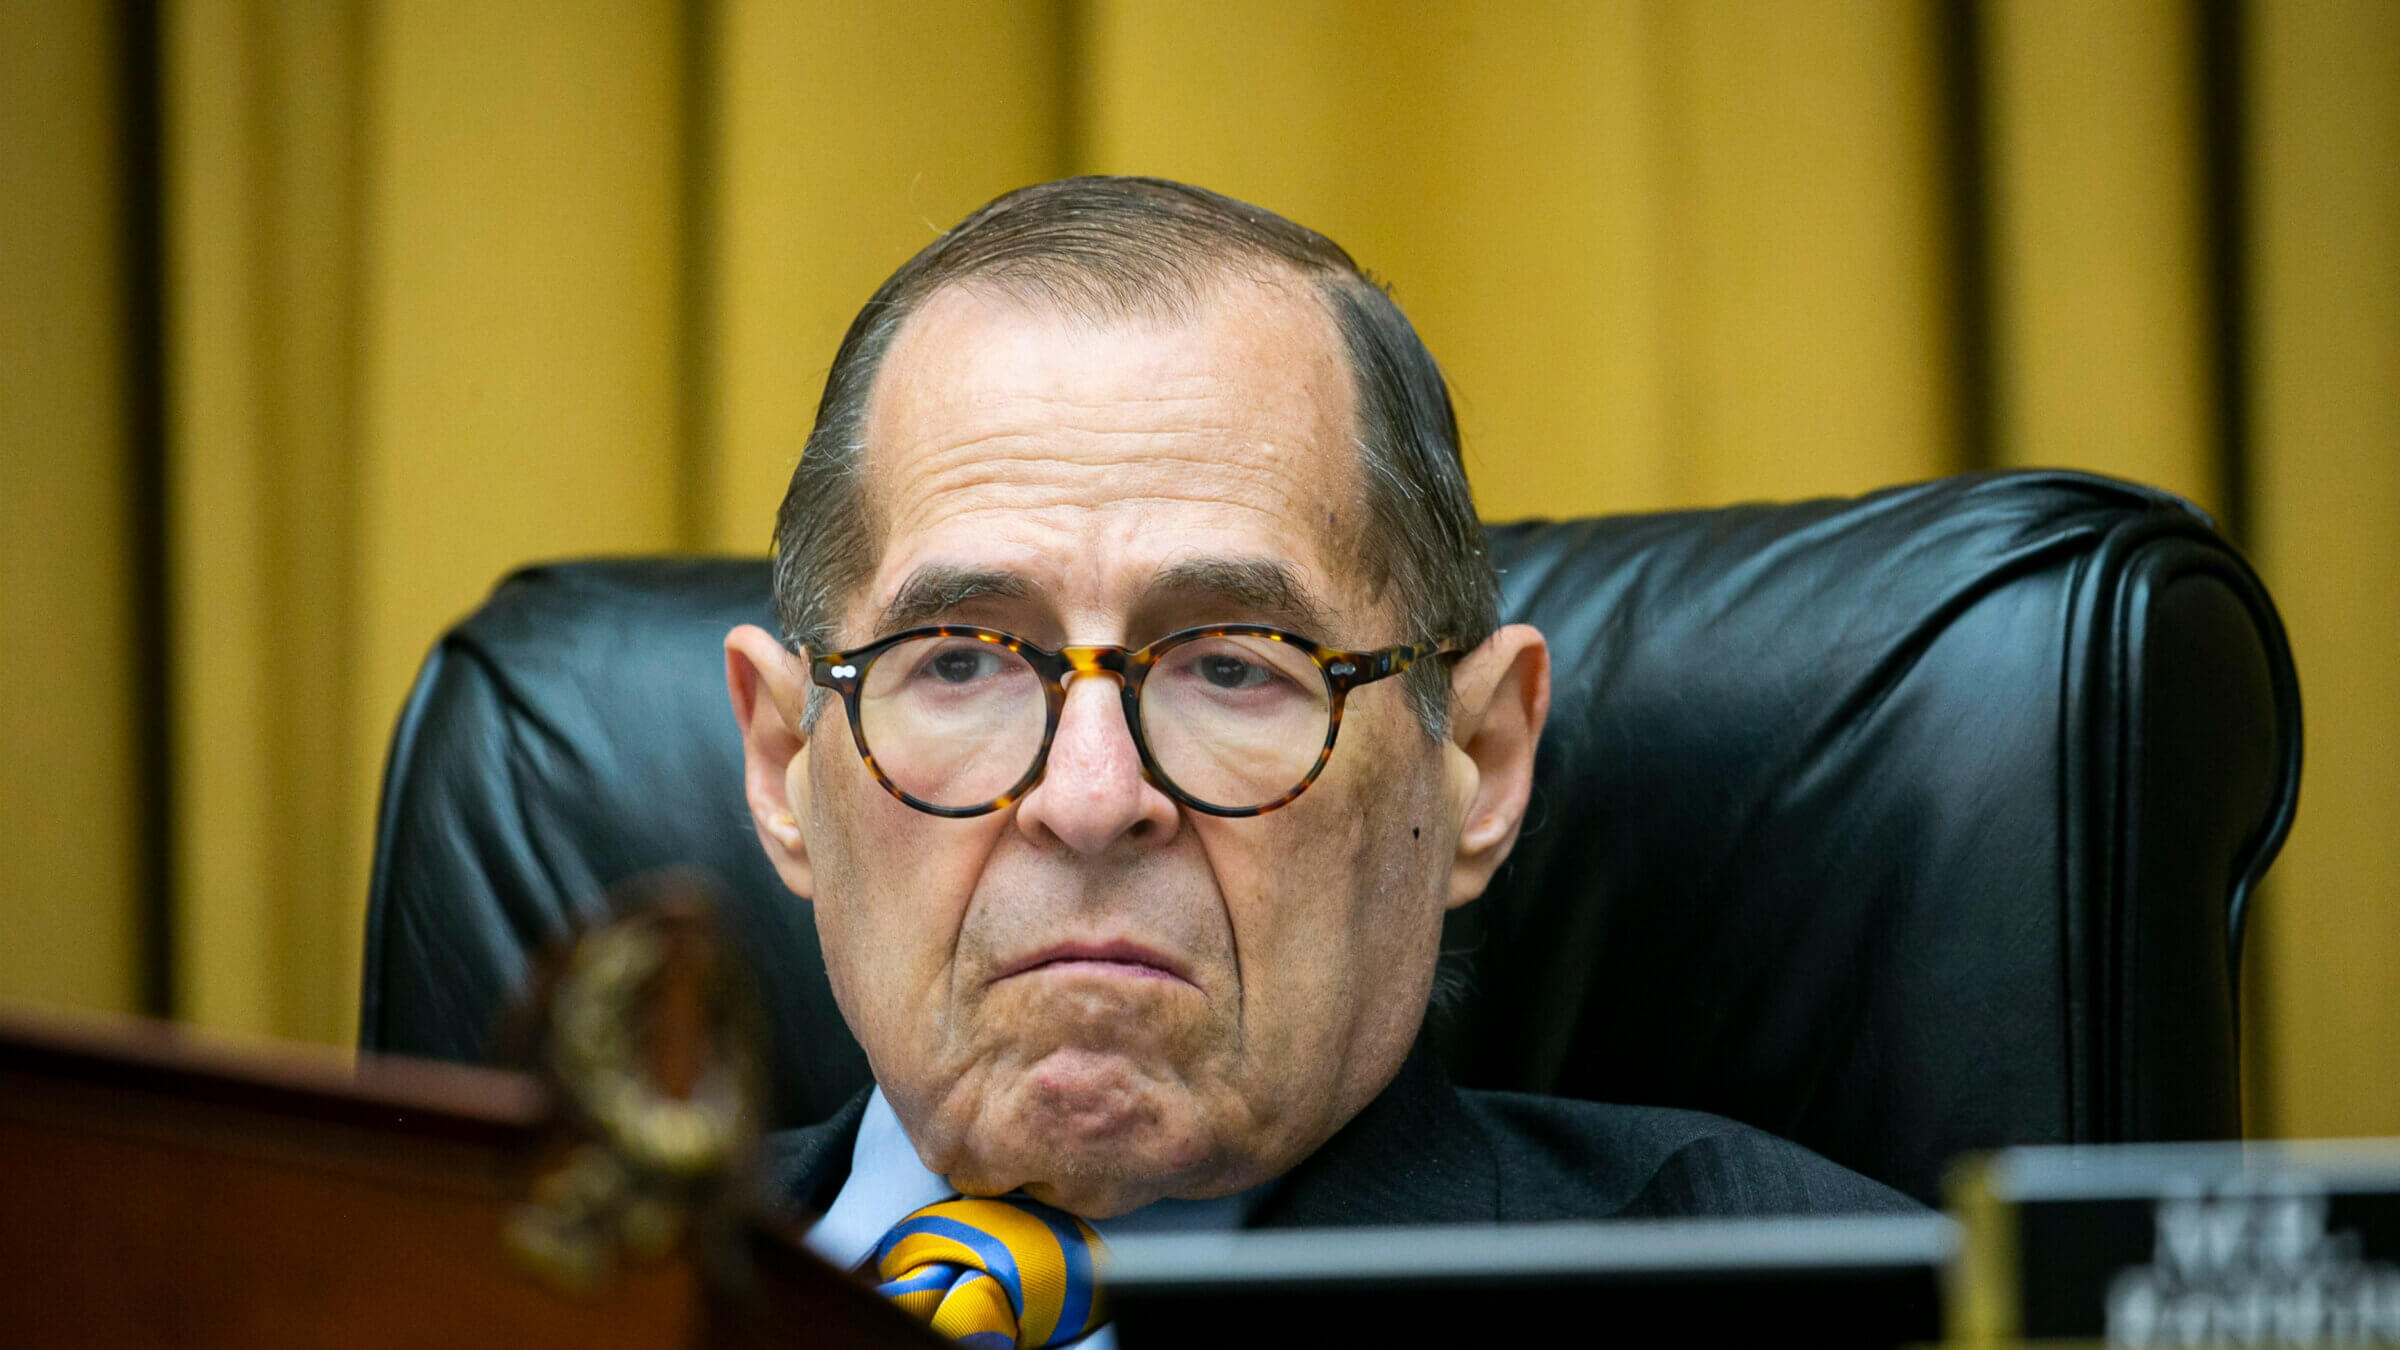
[807,624,1458,818]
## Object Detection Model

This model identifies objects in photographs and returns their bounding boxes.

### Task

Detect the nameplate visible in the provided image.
[1108,1214,1954,1348]
[1951,1143,2400,1347]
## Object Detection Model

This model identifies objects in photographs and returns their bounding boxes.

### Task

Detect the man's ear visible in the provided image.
[725,623,817,898]
[1442,623,1550,909]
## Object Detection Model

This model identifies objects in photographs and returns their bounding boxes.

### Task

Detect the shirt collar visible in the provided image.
[805,1087,1270,1270]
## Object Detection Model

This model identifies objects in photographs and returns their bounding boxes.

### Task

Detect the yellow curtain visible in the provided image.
[3,0,2393,1138]
[2244,0,2400,1140]
[1,0,142,1021]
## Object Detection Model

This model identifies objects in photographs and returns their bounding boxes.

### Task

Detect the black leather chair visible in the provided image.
[362,470,2301,1206]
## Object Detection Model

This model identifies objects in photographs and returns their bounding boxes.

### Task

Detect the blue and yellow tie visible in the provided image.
[871,1196,1107,1348]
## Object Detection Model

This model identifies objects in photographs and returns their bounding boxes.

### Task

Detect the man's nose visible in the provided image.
[1012,670,1180,854]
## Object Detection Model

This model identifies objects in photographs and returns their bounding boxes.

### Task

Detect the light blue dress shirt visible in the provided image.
[807,1089,1260,1350]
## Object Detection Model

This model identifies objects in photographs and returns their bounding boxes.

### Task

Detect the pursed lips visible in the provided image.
[994,939,1193,985]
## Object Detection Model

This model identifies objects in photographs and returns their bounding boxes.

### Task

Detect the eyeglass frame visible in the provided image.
[804,623,1460,819]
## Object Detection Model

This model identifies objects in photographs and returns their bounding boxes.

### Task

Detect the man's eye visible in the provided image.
[1197,655,1266,689]
[925,647,995,683]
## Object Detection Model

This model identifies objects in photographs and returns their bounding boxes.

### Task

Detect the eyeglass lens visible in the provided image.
[855,632,1333,811]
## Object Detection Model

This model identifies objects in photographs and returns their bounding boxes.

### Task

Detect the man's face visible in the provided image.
[797,279,1472,1216]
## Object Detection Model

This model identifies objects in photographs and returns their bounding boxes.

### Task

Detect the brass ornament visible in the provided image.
[503,883,767,1295]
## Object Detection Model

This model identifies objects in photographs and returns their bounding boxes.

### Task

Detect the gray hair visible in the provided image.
[772,176,1498,737]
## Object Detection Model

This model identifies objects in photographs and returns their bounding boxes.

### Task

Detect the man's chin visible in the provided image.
[930,1048,1231,1218]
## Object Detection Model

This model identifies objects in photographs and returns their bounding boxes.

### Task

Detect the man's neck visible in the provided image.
[804,1088,1276,1270]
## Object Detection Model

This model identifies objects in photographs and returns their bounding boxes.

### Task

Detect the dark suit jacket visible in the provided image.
[763,1047,1916,1226]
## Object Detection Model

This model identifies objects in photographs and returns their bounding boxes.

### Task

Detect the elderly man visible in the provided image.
[724,176,1906,1343]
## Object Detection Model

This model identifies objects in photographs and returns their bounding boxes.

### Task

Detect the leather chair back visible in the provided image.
[362,471,2300,1204]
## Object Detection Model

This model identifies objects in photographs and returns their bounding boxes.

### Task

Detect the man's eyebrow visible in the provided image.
[871,557,1335,642]
[876,565,1034,636]
[1140,557,1335,637]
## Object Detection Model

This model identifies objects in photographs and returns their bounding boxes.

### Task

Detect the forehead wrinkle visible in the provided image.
[869,434,1367,632]
[899,415,1321,482]
[867,302,1356,491]
[880,441,1328,552]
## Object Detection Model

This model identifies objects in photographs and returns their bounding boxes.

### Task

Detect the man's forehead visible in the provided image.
[863,275,1356,439]
[842,276,1375,637]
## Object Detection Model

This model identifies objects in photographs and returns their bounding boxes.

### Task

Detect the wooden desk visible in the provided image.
[0,1012,935,1349]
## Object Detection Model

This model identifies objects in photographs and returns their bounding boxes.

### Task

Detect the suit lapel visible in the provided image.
[762,1088,870,1219]
[1247,1046,1499,1228]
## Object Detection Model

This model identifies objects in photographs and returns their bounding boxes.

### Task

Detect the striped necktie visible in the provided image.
[871,1195,1108,1348]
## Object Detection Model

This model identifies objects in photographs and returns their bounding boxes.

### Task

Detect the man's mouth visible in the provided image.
[996,940,1191,984]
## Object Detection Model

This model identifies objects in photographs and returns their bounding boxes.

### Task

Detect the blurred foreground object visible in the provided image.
[500,872,767,1295]
[0,881,939,1349]
[1951,1143,2400,1347]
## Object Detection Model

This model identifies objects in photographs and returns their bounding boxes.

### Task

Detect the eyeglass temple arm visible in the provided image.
[1331,639,1462,687]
